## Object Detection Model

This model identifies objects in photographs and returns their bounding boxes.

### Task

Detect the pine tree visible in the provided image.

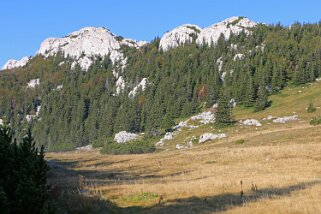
[215,89,234,127]
[161,113,175,132]
[255,82,269,111]
[0,127,49,213]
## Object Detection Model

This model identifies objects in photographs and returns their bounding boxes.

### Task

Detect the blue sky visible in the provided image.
[1,0,321,67]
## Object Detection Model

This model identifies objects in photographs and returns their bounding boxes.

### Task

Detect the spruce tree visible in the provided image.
[215,89,234,127]
[0,127,49,214]
[161,113,175,132]
[255,82,269,111]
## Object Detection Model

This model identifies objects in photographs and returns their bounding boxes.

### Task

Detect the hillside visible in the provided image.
[46,80,321,213]
[1,17,321,151]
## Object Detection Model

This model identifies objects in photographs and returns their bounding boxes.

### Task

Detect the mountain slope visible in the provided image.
[1,18,321,151]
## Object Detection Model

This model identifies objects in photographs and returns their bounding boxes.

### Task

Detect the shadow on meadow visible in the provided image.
[47,159,321,214]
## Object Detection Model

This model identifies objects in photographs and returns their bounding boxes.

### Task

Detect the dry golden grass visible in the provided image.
[47,124,321,213]
[47,82,321,213]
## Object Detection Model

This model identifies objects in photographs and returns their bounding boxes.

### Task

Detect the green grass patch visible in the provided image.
[117,192,159,203]
[235,139,245,145]
[205,160,217,164]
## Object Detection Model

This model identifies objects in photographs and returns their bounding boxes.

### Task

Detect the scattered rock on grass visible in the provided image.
[241,119,262,127]
[114,131,138,143]
[272,115,298,123]
[199,133,226,143]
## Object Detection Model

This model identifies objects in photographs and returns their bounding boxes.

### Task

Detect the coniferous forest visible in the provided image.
[1,23,321,151]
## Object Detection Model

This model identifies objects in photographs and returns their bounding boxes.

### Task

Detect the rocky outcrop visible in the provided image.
[199,133,226,143]
[272,115,298,123]
[196,17,257,47]
[2,56,31,70]
[128,78,149,98]
[3,27,147,71]
[159,17,257,51]
[159,24,201,51]
[37,27,126,70]
[114,131,138,143]
[241,119,262,127]
[27,79,40,88]
[190,111,215,124]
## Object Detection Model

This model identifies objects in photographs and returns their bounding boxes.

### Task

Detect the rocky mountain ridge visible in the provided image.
[2,16,257,70]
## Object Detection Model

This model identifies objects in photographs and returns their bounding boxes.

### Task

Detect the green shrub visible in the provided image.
[92,136,114,148]
[101,139,156,155]
[235,139,245,144]
[310,116,321,125]
[307,103,316,113]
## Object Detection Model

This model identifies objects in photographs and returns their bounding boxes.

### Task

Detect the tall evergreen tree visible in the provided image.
[215,89,234,127]
[255,81,269,111]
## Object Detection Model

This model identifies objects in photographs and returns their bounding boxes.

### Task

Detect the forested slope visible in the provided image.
[1,22,321,151]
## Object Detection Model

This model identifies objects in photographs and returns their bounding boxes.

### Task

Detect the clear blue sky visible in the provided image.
[1,0,321,67]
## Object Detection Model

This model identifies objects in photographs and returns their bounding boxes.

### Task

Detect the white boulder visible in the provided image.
[263,115,275,120]
[241,119,262,127]
[230,44,238,50]
[176,144,185,150]
[191,111,215,124]
[25,105,41,122]
[76,145,93,151]
[164,132,174,140]
[27,79,40,88]
[56,85,64,91]
[114,131,138,143]
[272,115,298,123]
[155,139,165,147]
[199,133,226,143]
[229,99,237,108]
[233,53,244,61]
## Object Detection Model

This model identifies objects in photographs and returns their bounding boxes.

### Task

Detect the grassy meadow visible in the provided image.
[47,81,321,213]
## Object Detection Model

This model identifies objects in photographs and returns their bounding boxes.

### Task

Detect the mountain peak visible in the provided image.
[2,26,147,71]
[37,26,124,70]
[159,24,202,51]
[159,16,258,51]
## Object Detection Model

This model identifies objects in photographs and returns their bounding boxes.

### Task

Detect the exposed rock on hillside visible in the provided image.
[37,27,126,70]
[27,79,40,88]
[241,119,262,127]
[114,131,138,143]
[159,24,201,51]
[128,78,149,98]
[3,27,147,71]
[272,115,298,123]
[190,111,215,124]
[159,17,257,51]
[2,56,31,70]
[196,16,257,46]
[199,133,226,143]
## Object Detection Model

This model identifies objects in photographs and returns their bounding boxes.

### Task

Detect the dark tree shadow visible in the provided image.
[47,159,321,214]
[134,180,321,214]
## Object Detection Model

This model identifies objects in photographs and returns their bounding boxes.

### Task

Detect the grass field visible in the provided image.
[47,81,321,213]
